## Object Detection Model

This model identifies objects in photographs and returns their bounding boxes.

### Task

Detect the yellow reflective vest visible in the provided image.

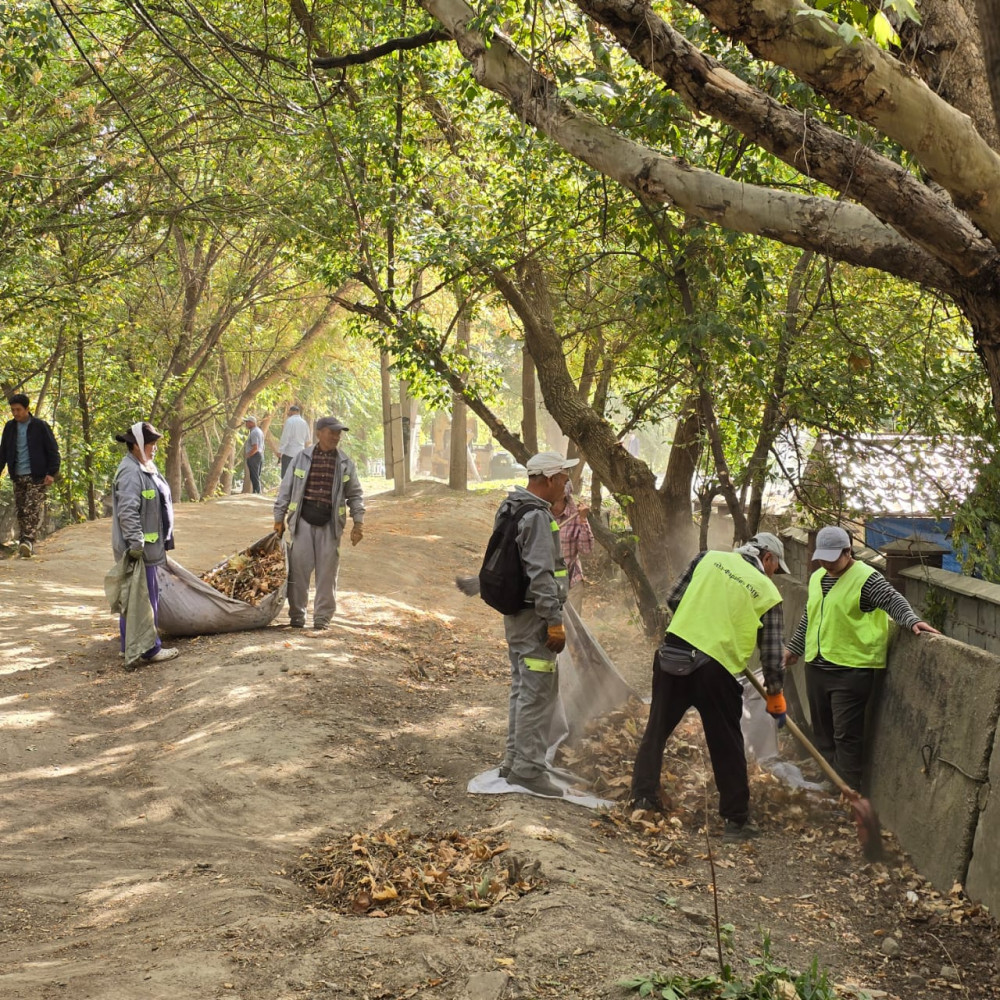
[667,551,782,675]
[805,560,890,668]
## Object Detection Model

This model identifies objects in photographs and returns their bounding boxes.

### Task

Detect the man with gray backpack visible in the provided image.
[479,451,577,797]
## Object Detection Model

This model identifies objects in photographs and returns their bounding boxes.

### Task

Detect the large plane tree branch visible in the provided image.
[688,0,1000,246]
[417,0,959,294]
[576,0,995,279]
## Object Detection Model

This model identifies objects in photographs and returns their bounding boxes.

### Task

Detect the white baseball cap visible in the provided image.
[525,451,580,477]
[813,525,852,562]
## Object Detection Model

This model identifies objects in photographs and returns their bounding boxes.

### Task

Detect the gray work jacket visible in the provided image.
[111,454,175,566]
[273,445,365,542]
[496,486,568,627]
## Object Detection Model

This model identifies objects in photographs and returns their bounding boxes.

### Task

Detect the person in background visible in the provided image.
[551,480,593,611]
[0,393,61,558]
[630,532,788,841]
[278,404,311,478]
[111,422,179,666]
[783,525,940,792]
[243,415,264,493]
[273,417,365,630]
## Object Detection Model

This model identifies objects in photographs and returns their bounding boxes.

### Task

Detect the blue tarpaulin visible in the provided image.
[865,516,961,573]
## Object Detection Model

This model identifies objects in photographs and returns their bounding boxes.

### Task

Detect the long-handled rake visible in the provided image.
[743,669,884,862]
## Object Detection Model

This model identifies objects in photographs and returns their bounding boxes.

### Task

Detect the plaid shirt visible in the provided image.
[303,446,337,505]
[664,550,785,693]
[556,496,593,588]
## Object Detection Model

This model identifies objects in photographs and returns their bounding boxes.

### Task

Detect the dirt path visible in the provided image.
[1,484,997,1000]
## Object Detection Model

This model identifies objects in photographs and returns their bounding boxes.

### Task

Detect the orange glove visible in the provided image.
[545,624,566,653]
[273,521,285,537]
[766,692,787,728]
[350,523,364,547]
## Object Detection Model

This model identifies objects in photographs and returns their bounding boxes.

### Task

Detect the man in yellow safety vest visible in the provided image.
[630,533,789,841]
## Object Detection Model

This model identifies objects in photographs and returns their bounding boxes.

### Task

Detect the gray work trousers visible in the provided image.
[287,521,341,626]
[502,607,559,779]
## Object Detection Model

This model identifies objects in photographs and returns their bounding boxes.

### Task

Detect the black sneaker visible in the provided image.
[18,541,32,558]
[507,772,564,798]
[498,766,511,779]
[289,620,305,629]
[630,796,664,814]
[723,820,760,842]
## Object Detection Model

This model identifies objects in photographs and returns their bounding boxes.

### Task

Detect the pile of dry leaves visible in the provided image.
[556,697,843,838]
[200,538,285,605]
[291,828,542,916]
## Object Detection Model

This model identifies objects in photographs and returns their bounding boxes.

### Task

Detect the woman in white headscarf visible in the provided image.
[111,421,178,666]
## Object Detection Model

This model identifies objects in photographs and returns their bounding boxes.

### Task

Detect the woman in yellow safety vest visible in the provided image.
[782,525,939,792]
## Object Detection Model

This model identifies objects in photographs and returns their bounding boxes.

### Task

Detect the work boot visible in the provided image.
[18,540,32,558]
[289,619,305,629]
[629,795,665,814]
[498,766,510,779]
[722,819,760,842]
[507,772,564,798]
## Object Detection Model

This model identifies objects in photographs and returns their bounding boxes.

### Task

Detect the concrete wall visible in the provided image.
[899,564,1000,656]
[776,534,1000,911]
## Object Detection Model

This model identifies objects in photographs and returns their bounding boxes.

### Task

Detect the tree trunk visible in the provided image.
[449,293,471,490]
[658,394,703,565]
[180,445,201,503]
[744,251,813,533]
[490,265,680,592]
[521,346,538,454]
[75,327,97,520]
[164,415,184,501]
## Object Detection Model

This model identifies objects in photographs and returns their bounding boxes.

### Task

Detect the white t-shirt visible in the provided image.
[278,413,310,457]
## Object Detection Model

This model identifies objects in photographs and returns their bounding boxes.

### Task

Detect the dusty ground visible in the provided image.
[0,482,997,1000]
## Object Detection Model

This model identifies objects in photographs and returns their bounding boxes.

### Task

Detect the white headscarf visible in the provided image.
[131,421,158,474]
[733,541,765,572]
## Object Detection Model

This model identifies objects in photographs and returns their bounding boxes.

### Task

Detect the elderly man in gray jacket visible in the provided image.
[273,417,365,630]
[495,451,577,798]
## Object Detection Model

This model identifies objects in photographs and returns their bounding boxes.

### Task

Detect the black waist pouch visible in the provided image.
[299,498,332,526]
[655,642,711,676]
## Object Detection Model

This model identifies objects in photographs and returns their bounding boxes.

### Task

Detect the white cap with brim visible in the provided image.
[813,525,852,562]
[525,451,580,477]
[748,531,790,574]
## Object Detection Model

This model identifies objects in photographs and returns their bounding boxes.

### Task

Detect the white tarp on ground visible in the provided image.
[155,533,287,637]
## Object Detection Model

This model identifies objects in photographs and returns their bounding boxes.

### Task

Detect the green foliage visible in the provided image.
[952,445,1000,582]
[619,933,871,998]
[0,0,59,85]
[796,0,920,49]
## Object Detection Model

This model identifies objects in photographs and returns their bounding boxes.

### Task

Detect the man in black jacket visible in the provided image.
[0,394,61,557]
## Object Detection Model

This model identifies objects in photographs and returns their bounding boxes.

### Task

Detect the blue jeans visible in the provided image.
[246,453,263,493]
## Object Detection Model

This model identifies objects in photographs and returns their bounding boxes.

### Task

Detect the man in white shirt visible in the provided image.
[278,405,311,478]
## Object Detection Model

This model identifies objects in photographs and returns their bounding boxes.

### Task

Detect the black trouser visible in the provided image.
[631,651,749,822]
[805,663,875,792]
[246,453,263,493]
[281,454,293,478]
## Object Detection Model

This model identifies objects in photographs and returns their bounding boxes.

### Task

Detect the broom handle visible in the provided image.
[742,668,857,800]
